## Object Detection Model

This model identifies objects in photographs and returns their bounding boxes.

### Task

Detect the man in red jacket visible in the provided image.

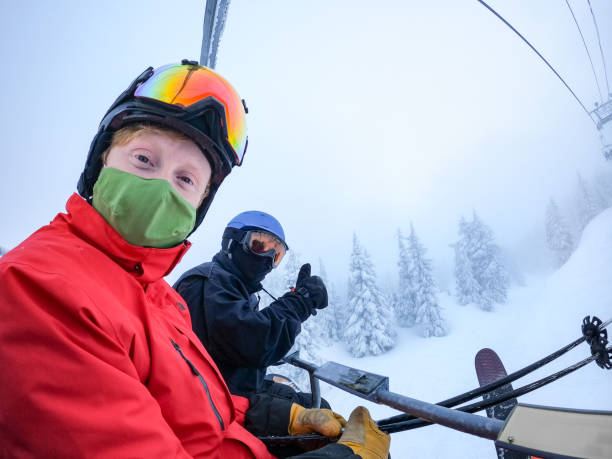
[0,61,389,458]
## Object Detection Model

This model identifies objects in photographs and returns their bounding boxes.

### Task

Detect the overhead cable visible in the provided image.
[587,0,610,97]
[565,0,603,102]
[476,0,598,127]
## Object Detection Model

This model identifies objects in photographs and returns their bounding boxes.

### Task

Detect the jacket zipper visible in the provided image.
[171,339,225,431]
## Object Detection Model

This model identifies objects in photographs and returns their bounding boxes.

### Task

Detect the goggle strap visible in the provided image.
[101,67,154,124]
[222,227,247,244]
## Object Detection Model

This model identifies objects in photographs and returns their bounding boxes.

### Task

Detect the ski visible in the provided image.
[475,348,529,459]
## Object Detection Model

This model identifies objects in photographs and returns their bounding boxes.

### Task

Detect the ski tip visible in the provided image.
[475,348,509,386]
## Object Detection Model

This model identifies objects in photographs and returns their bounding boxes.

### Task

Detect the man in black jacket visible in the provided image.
[174,211,328,406]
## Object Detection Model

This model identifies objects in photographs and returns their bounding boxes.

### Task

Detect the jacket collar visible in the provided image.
[213,251,263,294]
[59,194,190,284]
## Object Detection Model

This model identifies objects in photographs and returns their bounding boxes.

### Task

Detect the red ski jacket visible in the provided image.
[0,194,274,458]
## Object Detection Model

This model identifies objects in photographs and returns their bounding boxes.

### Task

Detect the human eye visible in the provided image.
[130,149,154,168]
[250,239,266,254]
[178,175,194,186]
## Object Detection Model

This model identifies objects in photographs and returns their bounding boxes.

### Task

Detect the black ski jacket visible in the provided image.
[173,251,313,397]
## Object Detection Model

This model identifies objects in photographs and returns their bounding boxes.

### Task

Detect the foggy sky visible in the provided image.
[1,0,611,292]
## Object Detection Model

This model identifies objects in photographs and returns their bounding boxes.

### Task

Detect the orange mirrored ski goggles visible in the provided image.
[133,62,248,166]
[246,231,287,267]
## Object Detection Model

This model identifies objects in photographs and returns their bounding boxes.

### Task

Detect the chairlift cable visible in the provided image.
[380,348,607,434]
[377,334,585,426]
[476,0,598,128]
[564,0,603,102]
[261,344,610,446]
[261,316,610,450]
[586,0,611,97]
[376,315,610,426]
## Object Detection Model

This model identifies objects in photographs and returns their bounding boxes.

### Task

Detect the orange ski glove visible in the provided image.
[338,406,390,459]
[288,403,347,437]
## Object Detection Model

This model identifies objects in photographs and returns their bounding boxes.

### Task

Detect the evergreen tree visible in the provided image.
[405,224,446,337]
[270,251,323,388]
[576,173,605,232]
[344,234,396,357]
[259,268,284,309]
[396,229,416,327]
[389,292,400,323]
[545,198,574,267]
[330,286,348,341]
[332,290,346,340]
[453,218,481,306]
[453,213,509,311]
[317,259,342,342]
[594,171,612,208]
[282,251,302,291]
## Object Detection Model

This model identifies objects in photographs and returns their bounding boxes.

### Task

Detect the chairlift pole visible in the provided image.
[200,0,231,68]
[311,359,504,440]
[375,389,504,440]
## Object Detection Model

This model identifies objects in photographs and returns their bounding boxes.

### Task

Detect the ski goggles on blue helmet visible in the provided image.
[223,211,288,267]
[223,227,287,267]
[245,230,287,267]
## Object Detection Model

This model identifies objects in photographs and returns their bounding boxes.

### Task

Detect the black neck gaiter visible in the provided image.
[229,243,274,286]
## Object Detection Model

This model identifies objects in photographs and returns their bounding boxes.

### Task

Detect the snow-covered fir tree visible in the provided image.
[402,224,446,337]
[281,251,323,359]
[453,213,509,311]
[575,173,606,233]
[317,259,343,342]
[396,229,416,327]
[389,292,401,322]
[330,284,348,342]
[594,170,612,208]
[270,251,323,388]
[281,250,302,292]
[545,198,574,267]
[453,219,481,306]
[259,267,284,309]
[344,234,396,357]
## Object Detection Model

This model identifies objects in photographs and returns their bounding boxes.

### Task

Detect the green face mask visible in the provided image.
[92,168,196,248]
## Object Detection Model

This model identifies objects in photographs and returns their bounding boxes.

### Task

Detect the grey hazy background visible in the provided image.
[1,0,610,292]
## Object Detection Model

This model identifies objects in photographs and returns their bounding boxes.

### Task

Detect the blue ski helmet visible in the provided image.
[222,211,288,250]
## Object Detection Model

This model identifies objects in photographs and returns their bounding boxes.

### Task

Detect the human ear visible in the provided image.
[198,182,211,207]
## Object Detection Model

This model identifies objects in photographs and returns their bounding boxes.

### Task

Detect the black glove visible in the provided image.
[294,263,328,313]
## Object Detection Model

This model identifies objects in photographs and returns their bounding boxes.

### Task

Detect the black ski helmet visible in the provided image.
[77,59,248,234]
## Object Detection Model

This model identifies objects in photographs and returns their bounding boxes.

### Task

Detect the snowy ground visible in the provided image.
[304,208,612,458]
